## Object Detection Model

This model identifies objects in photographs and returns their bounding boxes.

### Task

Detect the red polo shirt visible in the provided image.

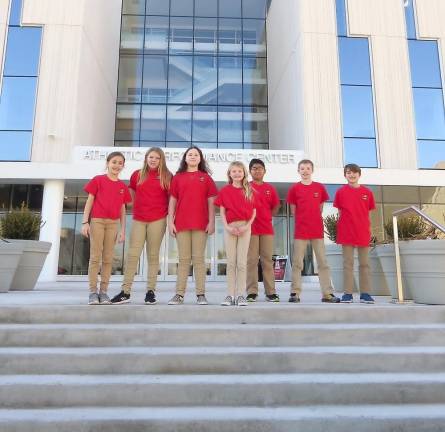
[286,181,329,239]
[250,181,280,235]
[214,184,256,224]
[84,174,132,220]
[334,184,376,247]
[170,171,218,232]
[129,169,169,223]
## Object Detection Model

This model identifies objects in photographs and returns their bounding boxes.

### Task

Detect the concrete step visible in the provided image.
[1,346,444,375]
[2,323,445,347]
[0,405,445,432]
[1,304,445,324]
[1,373,445,408]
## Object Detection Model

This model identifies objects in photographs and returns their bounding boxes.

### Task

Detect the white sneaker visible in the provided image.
[221,296,234,306]
[197,295,208,305]
[168,294,184,305]
[236,295,248,306]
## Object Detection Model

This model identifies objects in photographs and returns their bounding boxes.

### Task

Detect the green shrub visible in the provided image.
[323,214,339,243]
[384,215,435,241]
[0,204,43,240]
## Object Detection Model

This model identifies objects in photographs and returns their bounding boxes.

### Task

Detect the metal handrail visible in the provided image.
[391,206,445,303]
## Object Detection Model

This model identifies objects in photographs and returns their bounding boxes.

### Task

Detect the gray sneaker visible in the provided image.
[168,294,184,305]
[197,294,208,305]
[99,293,111,305]
[88,293,99,305]
[236,295,248,306]
[221,295,234,306]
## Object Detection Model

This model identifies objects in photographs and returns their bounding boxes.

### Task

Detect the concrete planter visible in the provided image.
[399,239,445,305]
[0,242,24,293]
[374,244,411,300]
[8,240,52,291]
[353,248,391,296]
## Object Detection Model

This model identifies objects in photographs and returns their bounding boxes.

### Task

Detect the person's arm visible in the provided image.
[168,196,178,237]
[290,204,296,217]
[220,206,239,236]
[238,209,256,234]
[118,204,126,243]
[206,196,216,235]
[126,189,135,208]
[272,203,280,216]
[81,194,95,238]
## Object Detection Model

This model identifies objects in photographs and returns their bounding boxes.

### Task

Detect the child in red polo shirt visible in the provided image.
[110,147,172,305]
[215,161,256,306]
[168,146,218,305]
[286,159,340,303]
[82,151,132,305]
[246,158,280,302]
[334,163,376,304]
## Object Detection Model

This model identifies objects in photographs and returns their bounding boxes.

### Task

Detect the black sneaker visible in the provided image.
[246,293,257,302]
[266,294,280,302]
[145,290,157,305]
[321,294,341,303]
[288,293,300,303]
[111,291,130,304]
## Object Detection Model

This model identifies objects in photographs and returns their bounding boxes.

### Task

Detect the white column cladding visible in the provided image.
[38,179,65,282]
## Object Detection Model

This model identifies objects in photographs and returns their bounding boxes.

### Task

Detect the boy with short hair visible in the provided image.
[334,163,376,304]
[246,159,281,302]
[287,159,340,303]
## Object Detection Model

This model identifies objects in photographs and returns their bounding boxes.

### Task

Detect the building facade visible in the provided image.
[0,0,444,282]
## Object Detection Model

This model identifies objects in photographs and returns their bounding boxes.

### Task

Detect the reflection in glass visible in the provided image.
[140,105,167,141]
[4,27,42,76]
[420,186,445,204]
[243,57,267,105]
[115,104,141,141]
[409,40,442,89]
[382,186,420,204]
[195,0,217,17]
[218,106,243,142]
[219,0,242,18]
[218,57,242,105]
[244,107,268,144]
[413,88,445,140]
[417,140,445,169]
[168,56,193,104]
[341,85,375,138]
[120,16,144,53]
[142,55,168,103]
[0,185,11,209]
[167,105,192,141]
[272,217,288,255]
[243,0,268,19]
[335,0,347,36]
[58,214,76,275]
[242,19,266,57]
[193,56,217,104]
[117,55,143,103]
[194,18,217,55]
[170,17,193,55]
[338,37,371,86]
[122,0,145,15]
[9,0,22,26]
[145,16,169,54]
[0,131,31,161]
[146,0,169,16]
[193,105,217,142]
[218,19,242,56]
[344,138,377,167]
[404,0,417,39]
[170,0,193,16]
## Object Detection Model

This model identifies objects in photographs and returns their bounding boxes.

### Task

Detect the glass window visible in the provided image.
[243,57,267,106]
[243,0,268,19]
[420,186,445,204]
[0,77,37,130]
[219,0,242,18]
[244,106,268,144]
[218,57,242,105]
[144,16,169,54]
[195,0,217,17]
[146,0,169,16]
[115,104,141,141]
[28,184,43,211]
[142,55,168,103]
[338,37,372,86]
[243,19,266,57]
[4,27,42,76]
[9,0,22,26]
[417,140,445,169]
[382,186,420,204]
[404,0,417,39]
[140,105,166,141]
[122,0,145,15]
[341,85,376,138]
[335,0,347,36]
[413,88,445,140]
[218,18,242,56]
[170,0,193,16]
[11,184,28,208]
[169,17,193,54]
[167,105,192,141]
[193,105,217,142]
[409,40,442,88]
[344,138,378,167]
[117,55,143,103]
[0,131,32,161]
[168,56,193,104]
[194,18,217,55]
[218,106,243,142]
[120,16,144,53]
[193,56,217,105]
[0,185,11,209]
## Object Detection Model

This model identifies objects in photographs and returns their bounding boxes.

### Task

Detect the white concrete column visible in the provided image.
[38,179,65,282]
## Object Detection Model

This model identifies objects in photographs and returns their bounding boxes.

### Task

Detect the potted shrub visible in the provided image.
[0,204,51,291]
[0,238,24,293]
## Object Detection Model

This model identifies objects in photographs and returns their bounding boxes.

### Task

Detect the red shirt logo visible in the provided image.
[362,194,368,200]
[119,189,124,194]
[199,177,205,182]
[314,192,319,198]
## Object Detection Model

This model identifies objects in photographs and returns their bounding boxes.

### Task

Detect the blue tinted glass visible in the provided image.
[218,19,242,56]
[335,0,347,36]
[341,85,376,137]
[4,27,42,76]
[169,17,193,55]
[0,77,37,130]
[243,57,267,105]
[413,88,445,139]
[140,105,166,141]
[219,0,242,18]
[142,55,168,103]
[146,0,169,15]
[117,55,143,103]
[115,104,141,140]
[344,138,378,167]
[122,0,145,15]
[243,0,268,19]
[168,56,193,103]
[195,0,217,17]
[243,19,266,57]
[409,40,442,88]
[170,0,193,16]
[0,131,31,161]
[244,107,268,143]
[193,56,217,104]
[193,105,217,142]
[417,140,445,169]
[218,106,242,142]
[194,18,217,55]
[338,37,371,85]
[218,57,242,105]
[9,0,22,26]
[167,105,192,141]
[404,0,417,39]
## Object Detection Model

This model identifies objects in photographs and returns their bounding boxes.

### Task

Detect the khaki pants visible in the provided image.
[122,218,166,294]
[343,245,371,294]
[224,221,251,297]
[292,239,333,297]
[88,218,119,294]
[246,235,276,296]
[176,230,208,296]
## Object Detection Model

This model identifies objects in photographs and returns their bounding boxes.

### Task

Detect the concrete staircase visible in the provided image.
[1,304,445,431]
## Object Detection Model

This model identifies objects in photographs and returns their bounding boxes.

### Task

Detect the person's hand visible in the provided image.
[169,222,177,237]
[228,226,240,236]
[118,231,125,243]
[206,221,215,235]
[81,223,90,238]
[237,224,248,234]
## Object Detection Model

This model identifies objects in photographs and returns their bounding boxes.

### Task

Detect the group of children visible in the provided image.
[82,146,376,306]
